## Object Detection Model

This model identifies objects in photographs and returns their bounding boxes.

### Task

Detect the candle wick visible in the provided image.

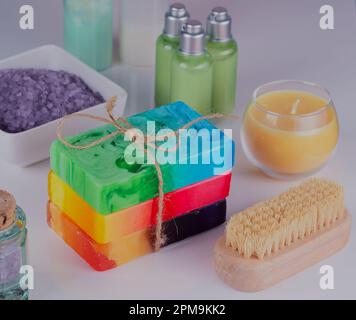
[290,98,301,115]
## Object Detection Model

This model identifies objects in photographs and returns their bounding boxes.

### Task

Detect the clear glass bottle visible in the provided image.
[206,7,238,114]
[171,20,213,115]
[119,0,166,67]
[0,191,28,300]
[63,0,113,71]
[155,3,190,107]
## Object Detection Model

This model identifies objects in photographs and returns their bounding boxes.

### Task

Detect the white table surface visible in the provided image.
[0,0,356,300]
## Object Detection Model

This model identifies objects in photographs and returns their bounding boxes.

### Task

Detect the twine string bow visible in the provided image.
[57,96,238,251]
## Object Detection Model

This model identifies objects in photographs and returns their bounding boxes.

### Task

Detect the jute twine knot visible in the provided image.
[56,96,238,252]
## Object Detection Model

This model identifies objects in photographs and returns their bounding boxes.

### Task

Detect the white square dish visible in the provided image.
[0,45,127,167]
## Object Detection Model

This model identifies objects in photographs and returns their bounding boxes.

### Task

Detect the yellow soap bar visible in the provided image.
[48,171,231,244]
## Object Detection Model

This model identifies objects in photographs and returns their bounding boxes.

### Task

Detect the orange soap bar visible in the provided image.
[47,200,226,271]
[49,171,231,244]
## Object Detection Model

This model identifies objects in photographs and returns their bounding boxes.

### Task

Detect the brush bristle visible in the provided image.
[226,178,345,259]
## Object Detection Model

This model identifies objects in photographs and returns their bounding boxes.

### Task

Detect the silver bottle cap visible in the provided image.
[179,20,205,55]
[164,3,190,38]
[207,7,232,42]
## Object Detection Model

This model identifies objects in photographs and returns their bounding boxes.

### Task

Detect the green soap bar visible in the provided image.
[50,102,235,214]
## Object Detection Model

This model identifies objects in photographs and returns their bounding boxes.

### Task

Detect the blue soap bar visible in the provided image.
[50,101,235,214]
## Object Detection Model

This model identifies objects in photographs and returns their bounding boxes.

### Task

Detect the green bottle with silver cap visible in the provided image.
[207,7,238,114]
[155,3,189,107]
[171,20,213,115]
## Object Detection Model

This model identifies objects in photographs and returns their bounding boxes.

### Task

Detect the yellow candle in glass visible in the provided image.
[241,81,339,179]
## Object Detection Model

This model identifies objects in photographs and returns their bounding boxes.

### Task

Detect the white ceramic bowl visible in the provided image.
[0,45,127,167]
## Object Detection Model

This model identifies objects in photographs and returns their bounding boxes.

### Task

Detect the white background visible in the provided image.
[0,0,356,299]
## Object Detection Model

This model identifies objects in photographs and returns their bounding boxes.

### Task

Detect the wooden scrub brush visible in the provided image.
[214,178,351,292]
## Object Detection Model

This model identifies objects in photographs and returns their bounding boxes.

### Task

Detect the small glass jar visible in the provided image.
[63,0,113,71]
[241,80,339,180]
[0,207,28,300]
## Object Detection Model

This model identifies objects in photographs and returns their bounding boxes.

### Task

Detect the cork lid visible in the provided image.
[0,190,16,231]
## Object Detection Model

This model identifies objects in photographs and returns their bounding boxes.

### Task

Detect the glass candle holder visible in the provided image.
[0,207,28,300]
[63,0,113,71]
[241,80,339,180]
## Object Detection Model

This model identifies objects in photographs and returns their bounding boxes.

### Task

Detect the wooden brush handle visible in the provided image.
[214,211,352,292]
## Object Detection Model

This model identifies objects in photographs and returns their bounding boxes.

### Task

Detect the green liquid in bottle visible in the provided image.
[207,39,238,114]
[155,34,180,107]
[171,51,213,115]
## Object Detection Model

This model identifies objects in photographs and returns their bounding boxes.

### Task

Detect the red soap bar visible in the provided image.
[49,171,232,243]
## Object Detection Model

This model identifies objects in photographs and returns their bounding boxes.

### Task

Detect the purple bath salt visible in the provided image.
[0,68,105,133]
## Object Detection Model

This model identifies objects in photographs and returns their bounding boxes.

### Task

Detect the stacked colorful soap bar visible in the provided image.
[47,102,235,271]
